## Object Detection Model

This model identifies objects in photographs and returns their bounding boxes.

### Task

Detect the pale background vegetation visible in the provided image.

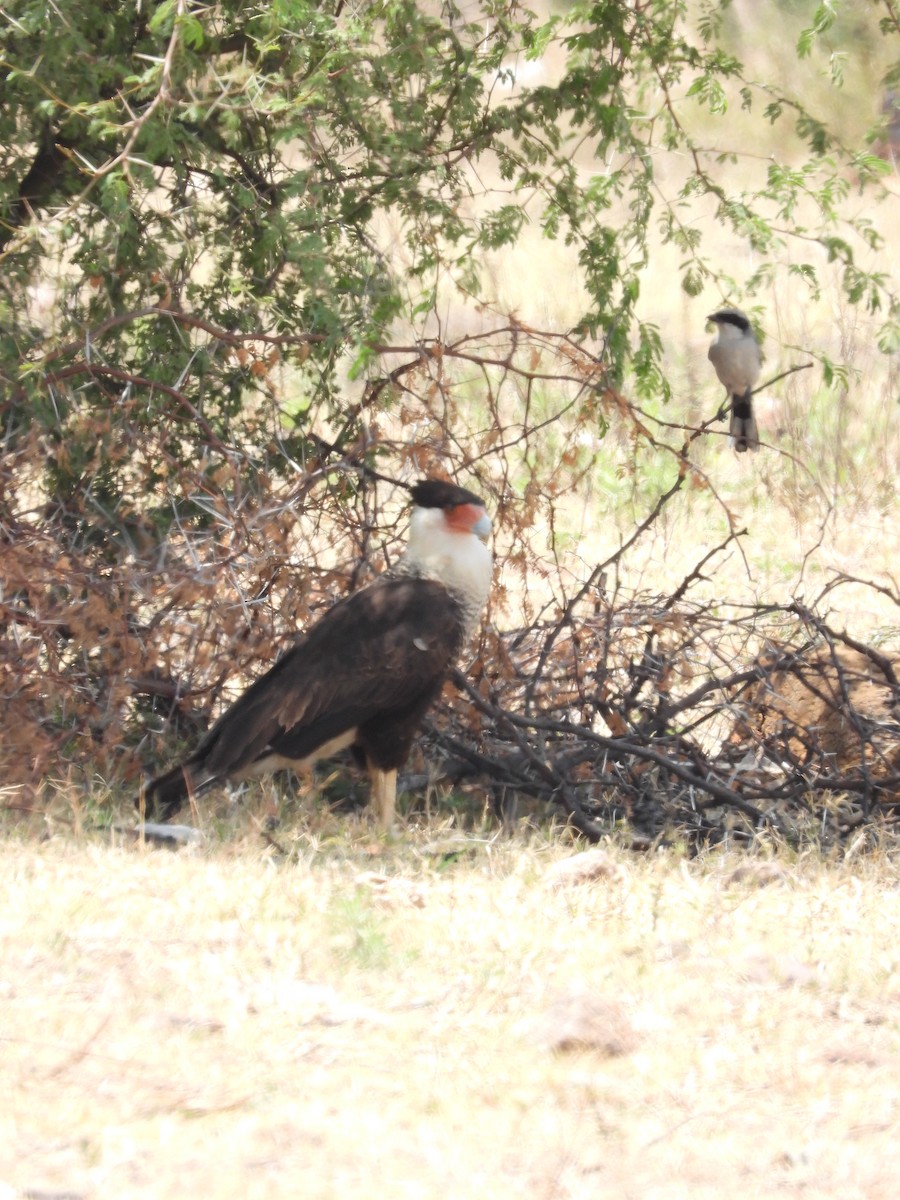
[468,3,900,627]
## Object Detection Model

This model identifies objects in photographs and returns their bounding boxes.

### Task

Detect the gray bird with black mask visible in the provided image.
[707,308,761,453]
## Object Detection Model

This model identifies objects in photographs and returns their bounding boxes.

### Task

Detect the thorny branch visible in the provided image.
[428,561,900,848]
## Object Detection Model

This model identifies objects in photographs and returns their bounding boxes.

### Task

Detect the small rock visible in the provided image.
[533,986,638,1056]
[724,861,787,888]
[124,822,205,847]
[544,849,622,890]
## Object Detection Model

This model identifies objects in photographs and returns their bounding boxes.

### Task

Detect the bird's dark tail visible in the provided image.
[730,390,759,453]
[138,763,195,823]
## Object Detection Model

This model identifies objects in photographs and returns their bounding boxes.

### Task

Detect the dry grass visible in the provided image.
[4,822,900,1199]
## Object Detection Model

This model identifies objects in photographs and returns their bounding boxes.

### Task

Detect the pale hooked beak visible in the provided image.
[473,510,492,543]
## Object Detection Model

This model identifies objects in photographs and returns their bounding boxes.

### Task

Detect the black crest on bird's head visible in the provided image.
[708,308,751,333]
[410,479,484,510]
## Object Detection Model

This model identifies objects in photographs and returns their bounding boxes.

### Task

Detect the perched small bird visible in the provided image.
[140,479,493,827]
[707,308,761,452]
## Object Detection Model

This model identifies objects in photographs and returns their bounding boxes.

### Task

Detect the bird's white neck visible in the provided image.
[403,506,493,635]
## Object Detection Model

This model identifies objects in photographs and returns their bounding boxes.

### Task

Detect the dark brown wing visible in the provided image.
[189,576,464,778]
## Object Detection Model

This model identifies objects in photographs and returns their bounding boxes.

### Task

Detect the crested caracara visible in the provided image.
[140,479,493,826]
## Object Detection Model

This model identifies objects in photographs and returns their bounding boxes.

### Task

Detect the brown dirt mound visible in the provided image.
[730,644,900,788]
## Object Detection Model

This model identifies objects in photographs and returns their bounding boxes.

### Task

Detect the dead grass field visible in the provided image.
[4,822,900,1199]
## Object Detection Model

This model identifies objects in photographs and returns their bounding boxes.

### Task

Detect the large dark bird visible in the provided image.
[707,307,762,452]
[141,480,493,826]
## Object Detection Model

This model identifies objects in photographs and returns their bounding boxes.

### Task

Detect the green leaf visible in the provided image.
[148,0,177,35]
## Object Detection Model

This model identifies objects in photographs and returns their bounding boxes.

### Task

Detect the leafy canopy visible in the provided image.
[2,1,896,450]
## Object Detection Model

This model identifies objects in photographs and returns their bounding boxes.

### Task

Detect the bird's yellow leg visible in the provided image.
[369,766,398,828]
